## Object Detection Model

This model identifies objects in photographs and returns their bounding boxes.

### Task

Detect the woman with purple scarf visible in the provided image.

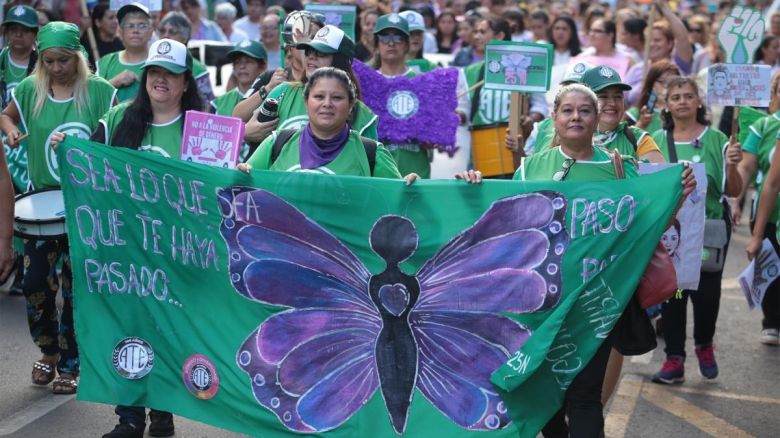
[239,67,405,179]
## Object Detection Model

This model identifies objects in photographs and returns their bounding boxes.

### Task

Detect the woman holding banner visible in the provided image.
[87,38,201,438]
[650,77,742,384]
[239,67,402,179]
[0,21,116,395]
[736,71,780,346]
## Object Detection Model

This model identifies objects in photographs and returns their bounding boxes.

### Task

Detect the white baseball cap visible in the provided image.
[296,25,355,59]
[144,38,192,74]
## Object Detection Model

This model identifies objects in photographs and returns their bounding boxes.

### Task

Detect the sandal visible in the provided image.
[31,360,56,386]
[51,373,78,395]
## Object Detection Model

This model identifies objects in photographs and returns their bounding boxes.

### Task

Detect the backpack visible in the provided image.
[270,128,378,175]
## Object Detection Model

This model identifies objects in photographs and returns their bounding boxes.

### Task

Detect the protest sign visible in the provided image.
[639,163,707,290]
[109,0,162,11]
[180,111,244,169]
[717,6,764,64]
[707,63,772,107]
[58,136,681,438]
[305,4,357,41]
[738,239,780,309]
[483,41,553,93]
[352,60,459,151]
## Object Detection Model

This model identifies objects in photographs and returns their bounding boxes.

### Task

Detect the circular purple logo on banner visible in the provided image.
[182,354,220,400]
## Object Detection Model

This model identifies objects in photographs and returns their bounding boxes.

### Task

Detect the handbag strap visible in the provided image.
[610,149,626,180]
[666,128,679,163]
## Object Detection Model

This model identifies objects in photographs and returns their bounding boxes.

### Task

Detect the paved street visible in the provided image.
[0,212,778,437]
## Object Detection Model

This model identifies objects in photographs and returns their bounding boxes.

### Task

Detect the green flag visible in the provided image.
[58,136,681,437]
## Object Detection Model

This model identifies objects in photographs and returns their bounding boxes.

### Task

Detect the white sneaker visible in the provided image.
[760,328,780,346]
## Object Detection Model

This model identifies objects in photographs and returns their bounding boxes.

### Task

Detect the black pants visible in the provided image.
[541,334,613,438]
[661,269,722,358]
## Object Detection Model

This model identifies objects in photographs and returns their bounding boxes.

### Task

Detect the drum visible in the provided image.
[14,189,67,240]
[471,125,516,177]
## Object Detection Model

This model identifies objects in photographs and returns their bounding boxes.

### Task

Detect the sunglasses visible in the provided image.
[553,158,575,181]
[304,47,329,57]
[378,34,404,44]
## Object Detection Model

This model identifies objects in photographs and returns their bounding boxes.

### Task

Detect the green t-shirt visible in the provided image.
[464,61,511,128]
[99,102,184,158]
[211,87,249,116]
[0,48,30,105]
[13,74,116,188]
[652,127,727,218]
[246,129,402,178]
[593,122,656,160]
[515,146,638,181]
[533,118,556,154]
[266,82,379,139]
[626,106,662,135]
[97,52,145,103]
[743,112,780,223]
[406,58,437,73]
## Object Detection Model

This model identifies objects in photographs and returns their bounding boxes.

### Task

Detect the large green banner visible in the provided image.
[58,137,681,437]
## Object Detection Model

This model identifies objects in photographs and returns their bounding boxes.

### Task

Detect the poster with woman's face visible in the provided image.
[639,163,708,291]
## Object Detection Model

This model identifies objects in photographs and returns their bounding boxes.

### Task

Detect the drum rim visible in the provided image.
[14,188,66,225]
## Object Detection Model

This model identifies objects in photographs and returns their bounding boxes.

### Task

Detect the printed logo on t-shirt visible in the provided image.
[477,89,511,125]
[45,122,91,182]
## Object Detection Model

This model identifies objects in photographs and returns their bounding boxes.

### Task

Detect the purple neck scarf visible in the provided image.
[299,123,351,169]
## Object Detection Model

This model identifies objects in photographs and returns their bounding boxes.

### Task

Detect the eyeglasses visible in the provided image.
[304,47,330,58]
[157,27,181,37]
[553,158,575,181]
[690,27,703,33]
[121,22,151,31]
[378,34,403,44]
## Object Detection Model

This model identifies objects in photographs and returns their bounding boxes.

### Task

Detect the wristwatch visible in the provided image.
[253,82,268,100]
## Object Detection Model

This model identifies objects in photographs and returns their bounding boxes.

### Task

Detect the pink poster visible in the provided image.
[181,111,245,169]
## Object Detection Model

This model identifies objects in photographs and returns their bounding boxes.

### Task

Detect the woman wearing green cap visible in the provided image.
[1,4,38,108]
[0,21,116,395]
[399,10,437,73]
[256,25,378,140]
[94,38,202,438]
[211,40,268,116]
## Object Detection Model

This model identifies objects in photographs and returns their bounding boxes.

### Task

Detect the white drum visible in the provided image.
[14,189,67,240]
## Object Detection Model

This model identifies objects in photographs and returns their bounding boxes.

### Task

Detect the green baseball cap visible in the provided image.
[3,4,38,29]
[297,25,355,59]
[144,38,192,74]
[373,13,409,36]
[37,22,82,52]
[227,39,268,62]
[580,65,632,92]
[117,2,151,22]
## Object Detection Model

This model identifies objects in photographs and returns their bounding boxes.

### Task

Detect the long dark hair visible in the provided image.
[435,10,457,48]
[756,35,778,63]
[661,77,709,131]
[111,69,203,149]
[301,52,361,100]
[91,1,111,36]
[635,60,680,110]
[304,67,361,127]
[548,16,581,56]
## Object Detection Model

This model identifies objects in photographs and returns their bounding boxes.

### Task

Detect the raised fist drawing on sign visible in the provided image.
[718,6,764,64]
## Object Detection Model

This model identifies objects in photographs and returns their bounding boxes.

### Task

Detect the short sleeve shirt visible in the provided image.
[97,52,145,103]
[515,146,638,182]
[651,127,727,218]
[99,102,184,158]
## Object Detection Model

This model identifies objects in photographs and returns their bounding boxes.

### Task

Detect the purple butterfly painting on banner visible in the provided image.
[218,187,569,434]
[351,60,460,153]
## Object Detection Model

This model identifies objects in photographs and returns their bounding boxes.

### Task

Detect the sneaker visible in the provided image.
[102,423,144,438]
[148,410,174,437]
[695,343,719,379]
[652,355,685,384]
[760,328,780,346]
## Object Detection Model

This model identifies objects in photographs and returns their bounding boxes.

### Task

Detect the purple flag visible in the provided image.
[352,60,459,153]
